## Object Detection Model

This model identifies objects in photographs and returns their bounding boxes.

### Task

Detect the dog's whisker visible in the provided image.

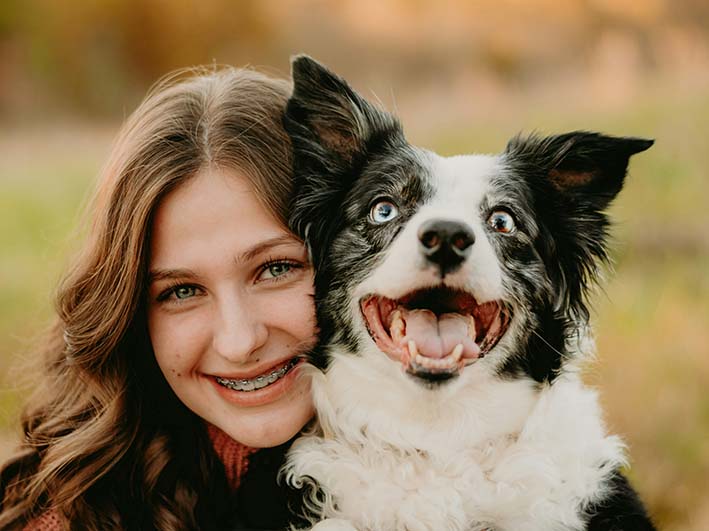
[530,328,572,361]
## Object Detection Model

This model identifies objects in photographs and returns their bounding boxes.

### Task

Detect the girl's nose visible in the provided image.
[212,295,268,363]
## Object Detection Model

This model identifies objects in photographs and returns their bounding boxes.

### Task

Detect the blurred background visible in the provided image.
[1,0,707,528]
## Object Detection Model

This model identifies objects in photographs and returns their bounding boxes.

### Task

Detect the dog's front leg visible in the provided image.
[310,518,359,531]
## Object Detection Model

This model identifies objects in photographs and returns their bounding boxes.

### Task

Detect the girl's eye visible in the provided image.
[157,284,200,303]
[174,286,197,299]
[258,261,300,281]
[370,199,399,224]
[488,210,516,234]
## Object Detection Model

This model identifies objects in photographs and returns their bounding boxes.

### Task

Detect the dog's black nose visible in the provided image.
[418,219,475,277]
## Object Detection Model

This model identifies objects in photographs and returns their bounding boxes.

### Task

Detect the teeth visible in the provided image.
[414,354,456,370]
[408,340,418,357]
[468,315,477,340]
[451,343,463,361]
[390,310,405,343]
[409,343,465,372]
[216,359,296,392]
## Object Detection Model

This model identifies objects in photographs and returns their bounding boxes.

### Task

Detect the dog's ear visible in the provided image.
[506,131,653,209]
[285,56,402,267]
[287,55,399,165]
[505,132,653,320]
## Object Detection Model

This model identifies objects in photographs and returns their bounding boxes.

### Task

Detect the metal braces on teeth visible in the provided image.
[215,359,297,392]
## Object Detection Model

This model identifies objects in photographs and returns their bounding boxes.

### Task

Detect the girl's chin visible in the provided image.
[216,400,314,448]
[204,366,313,447]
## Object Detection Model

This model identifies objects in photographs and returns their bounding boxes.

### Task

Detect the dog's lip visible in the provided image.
[360,287,511,375]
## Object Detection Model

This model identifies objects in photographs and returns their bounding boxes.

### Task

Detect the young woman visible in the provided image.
[0,66,316,530]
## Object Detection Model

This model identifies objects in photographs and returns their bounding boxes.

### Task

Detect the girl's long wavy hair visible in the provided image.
[0,66,294,530]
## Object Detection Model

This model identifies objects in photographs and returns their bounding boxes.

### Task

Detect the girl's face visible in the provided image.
[147,167,316,448]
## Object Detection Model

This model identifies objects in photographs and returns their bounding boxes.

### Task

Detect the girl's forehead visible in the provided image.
[149,167,301,270]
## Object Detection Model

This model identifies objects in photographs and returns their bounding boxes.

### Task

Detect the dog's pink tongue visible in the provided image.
[404,310,479,359]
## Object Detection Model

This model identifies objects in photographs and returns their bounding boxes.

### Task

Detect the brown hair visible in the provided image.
[0,66,294,530]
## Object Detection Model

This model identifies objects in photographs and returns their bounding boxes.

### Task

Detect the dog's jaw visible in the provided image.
[359,288,512,382]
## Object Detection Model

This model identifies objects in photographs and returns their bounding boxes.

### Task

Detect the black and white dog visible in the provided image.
[282,56,656,531]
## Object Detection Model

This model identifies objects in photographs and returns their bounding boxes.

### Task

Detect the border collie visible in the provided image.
[282,56,656,531]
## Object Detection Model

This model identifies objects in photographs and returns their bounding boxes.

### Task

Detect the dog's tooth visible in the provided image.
[400,347,411,366]
[408,340,418,358]
[451,343,463,361]
[391,310,405,342]
[436,357,453,369]
[468,315,477,340]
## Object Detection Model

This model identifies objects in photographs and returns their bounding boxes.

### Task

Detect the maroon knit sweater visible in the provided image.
[23,425,256,530]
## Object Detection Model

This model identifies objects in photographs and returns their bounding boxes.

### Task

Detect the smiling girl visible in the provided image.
[0,67,315,530]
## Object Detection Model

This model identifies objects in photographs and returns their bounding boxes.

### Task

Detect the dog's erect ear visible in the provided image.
[285,56,402,267]
[506,131,653,209]
[287,55,399,164]
[506,132,653,320]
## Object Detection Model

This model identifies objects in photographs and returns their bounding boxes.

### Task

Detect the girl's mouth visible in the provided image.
[214,358,300,392]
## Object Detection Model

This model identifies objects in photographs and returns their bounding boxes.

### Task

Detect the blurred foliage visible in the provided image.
[2,0,709,119]
[1,1,708,530]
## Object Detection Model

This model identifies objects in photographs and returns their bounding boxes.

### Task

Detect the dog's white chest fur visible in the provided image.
[285,357,625,531]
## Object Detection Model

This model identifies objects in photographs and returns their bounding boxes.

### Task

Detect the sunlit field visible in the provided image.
[1,87,707,530]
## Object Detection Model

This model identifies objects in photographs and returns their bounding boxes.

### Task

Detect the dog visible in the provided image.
[282,56,656,531]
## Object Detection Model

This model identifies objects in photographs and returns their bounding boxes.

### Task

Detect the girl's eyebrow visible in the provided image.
[235,235,301,264]
[148,236,302,285]
[148,268,199,285]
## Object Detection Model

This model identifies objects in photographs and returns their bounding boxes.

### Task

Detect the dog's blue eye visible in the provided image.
[370,200,399,224]
[488,211,516,233]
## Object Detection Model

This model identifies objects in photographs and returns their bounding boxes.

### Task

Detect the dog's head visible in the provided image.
[286,56,652,388]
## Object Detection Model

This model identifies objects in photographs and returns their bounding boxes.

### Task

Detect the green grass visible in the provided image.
[1,92,707,529]
[0,128,108,428]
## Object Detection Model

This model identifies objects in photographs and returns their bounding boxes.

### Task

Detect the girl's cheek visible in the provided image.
[150,310,209,373]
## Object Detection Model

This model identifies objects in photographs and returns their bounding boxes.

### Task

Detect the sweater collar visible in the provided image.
[206,423,259,490]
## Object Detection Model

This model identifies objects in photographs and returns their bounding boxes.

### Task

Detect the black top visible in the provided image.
[228,439,310,531]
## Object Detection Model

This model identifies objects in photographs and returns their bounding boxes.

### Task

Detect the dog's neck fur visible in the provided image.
[287,349,624,531]
[313,351,538,453]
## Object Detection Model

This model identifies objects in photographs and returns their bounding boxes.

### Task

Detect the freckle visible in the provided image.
[177,372,182,377]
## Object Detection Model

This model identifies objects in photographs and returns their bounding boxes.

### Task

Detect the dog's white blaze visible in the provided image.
[425,153,505,302]
[354,151,504,303]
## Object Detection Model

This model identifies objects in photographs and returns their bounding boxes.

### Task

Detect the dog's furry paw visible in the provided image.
[310,518,358,531]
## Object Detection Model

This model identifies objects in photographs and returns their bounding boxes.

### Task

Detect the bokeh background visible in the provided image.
[1,1,707,528]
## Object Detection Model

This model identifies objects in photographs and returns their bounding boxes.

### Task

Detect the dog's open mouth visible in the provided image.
[360,287,510,381]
